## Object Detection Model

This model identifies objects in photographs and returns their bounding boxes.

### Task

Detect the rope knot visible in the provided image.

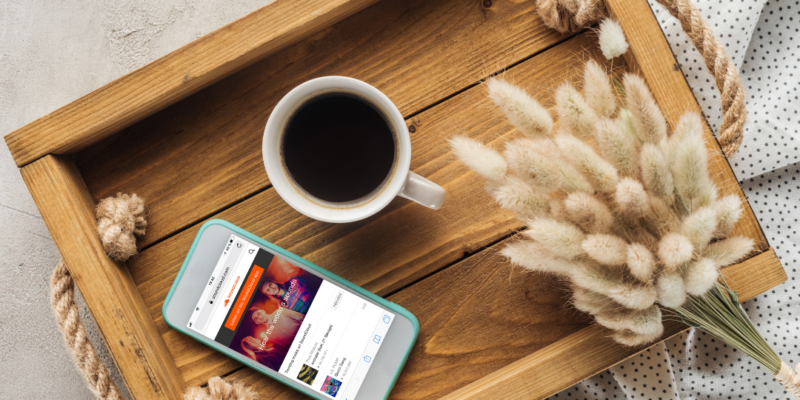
[537,0,606,34]
[95,193,146,262]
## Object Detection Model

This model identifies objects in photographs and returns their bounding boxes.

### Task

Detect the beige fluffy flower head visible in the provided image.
[598,19,629,60]
[451,18,753,347]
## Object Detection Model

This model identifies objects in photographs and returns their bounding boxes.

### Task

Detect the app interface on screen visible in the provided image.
[188,235,394,399]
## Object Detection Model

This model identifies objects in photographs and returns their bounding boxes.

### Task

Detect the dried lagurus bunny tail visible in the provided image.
[623,73,667,145]
[612,329,664,347]
[449,136,507,182]
[487,77,553,138]
[583,60,617,118]
[596,118,639,177]
[582,233,628,266]
[556,133,619,193]
[683,258,719,296]
[712,194,743,238]
[555,82,598,140]
[563,191,615,233]
[490,176,552,220]
[595,305,663,336]
[658,233,693,270]
[702,236,754,268]
[571,286,619,315]
[615,177,651,220]
[671,126,717,210]
[673,111,704,144]
[640,143,674,200]
[598,19,629,60]
[682,206,717,252]
[626,243,655,282]
[525,218,586,260]
[503,138,563,193]
[501,240,574,277]
[656,270,686,308]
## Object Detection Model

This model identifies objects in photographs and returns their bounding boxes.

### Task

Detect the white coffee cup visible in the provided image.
[263,76,445,223]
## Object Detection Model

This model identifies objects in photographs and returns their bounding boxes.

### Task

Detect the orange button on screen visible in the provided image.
[224,265,264,331]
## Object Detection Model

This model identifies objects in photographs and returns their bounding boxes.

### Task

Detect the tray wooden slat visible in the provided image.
[5,0,381,167]
[221,248,784,400]
[129,32,610,386]
[439,248,785,400]
[130,27,781,394]
[19,155,184,399]
[230,241,591,400]
[72,0,567,249]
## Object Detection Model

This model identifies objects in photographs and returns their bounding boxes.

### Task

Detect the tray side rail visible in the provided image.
[20,155,185,399]
[439,248,785,399]
[5,0,379,168]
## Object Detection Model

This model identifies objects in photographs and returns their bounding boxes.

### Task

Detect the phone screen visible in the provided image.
[186,234,395,399]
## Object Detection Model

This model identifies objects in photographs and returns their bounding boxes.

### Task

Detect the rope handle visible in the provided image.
[51,260,123,400]
[537,0,746,157]
[50,194,257,400]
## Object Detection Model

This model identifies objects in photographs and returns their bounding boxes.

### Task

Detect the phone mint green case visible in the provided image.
[163,219,419,400]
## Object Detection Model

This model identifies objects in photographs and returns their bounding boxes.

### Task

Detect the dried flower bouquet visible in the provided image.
[451,19,800,397]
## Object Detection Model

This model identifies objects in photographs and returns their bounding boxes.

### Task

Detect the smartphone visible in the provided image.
[163,220,419,400]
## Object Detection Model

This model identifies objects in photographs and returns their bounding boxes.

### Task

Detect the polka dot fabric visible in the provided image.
[548,345,681,399]
[647,0,800,180]
[549,164,800,399]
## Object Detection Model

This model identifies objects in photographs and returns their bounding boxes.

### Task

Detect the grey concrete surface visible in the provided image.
[0,1,271,398]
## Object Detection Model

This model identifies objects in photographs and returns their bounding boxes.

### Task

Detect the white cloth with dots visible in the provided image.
[651,0,800,180]
[551,0,800,398]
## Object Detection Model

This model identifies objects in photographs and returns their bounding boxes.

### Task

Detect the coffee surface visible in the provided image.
[282,93,396,203]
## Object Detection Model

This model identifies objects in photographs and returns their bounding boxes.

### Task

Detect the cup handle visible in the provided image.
[398,171,445,209]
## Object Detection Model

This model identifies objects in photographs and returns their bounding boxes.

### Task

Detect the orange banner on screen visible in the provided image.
[224,265,264,330]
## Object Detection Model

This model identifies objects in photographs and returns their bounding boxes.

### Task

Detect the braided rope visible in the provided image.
[50,193,257,399]
[538,0,606,34]
[51,260,123,400]
[652,0,746,157]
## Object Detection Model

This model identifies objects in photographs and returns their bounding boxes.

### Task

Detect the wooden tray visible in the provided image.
[7,0,787,398]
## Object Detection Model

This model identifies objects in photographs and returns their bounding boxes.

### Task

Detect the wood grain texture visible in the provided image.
[19,155,184,400]
[4,0,381,167]
[607,0,768,250]
[132,9,778,389]
[130,22,779,391]
[227,241,592,400]
[221,248,784,400]
[719,248,786,301]
[440,248,786,400]
[127,33,613,387]
[73,0,568,249]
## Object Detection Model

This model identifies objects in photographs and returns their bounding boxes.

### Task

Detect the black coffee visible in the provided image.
[282,93,396,203]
